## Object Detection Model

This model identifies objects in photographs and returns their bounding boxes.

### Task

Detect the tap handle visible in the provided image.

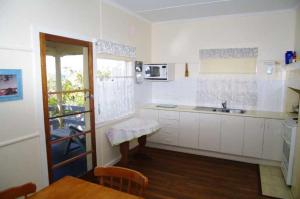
[222,101,227,109]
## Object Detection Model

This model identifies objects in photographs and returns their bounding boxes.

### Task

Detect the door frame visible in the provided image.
[39,33,97,183]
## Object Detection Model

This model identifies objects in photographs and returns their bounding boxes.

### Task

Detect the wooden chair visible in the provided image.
[94,166,148,197]
[0,182,36,199]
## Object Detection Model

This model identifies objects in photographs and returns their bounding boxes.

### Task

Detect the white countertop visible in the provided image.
[143,104,297,120]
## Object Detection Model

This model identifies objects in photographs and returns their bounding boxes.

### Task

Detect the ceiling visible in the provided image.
[104,0,300,22]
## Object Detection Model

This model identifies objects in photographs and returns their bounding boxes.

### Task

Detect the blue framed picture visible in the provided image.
[0,69,23,102]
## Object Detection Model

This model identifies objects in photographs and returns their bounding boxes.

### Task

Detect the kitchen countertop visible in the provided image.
[143,104,298,120]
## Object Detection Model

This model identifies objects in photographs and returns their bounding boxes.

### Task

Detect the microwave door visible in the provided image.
[145,66,160,78]
[150,66,161,77]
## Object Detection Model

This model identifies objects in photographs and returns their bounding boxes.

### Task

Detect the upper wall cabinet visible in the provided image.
[285,63,300,90]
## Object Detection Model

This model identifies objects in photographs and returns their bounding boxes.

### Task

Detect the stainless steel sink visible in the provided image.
[193,106,216,111]
[193,106,246,114]
[212,108,246,114]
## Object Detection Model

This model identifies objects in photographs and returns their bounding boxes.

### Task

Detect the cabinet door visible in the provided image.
[221,115,245,155]
[243,117,264,158]
[179,112,199,149]
[151,110,179,145]
[262,119,283,161]
[139,109,159,142]
[198,113,221,152]
[139,109,158,120]
[157,127,179,145]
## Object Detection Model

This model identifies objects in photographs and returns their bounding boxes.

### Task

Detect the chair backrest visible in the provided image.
[94,166,148,197]
[0,182,36,199]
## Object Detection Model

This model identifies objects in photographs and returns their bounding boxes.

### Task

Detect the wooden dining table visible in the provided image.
[29,176,143,199]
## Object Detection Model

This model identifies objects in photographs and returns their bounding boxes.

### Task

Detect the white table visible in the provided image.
[106,118,160,165]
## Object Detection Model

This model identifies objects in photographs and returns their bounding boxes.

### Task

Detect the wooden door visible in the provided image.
[40,33,96,183]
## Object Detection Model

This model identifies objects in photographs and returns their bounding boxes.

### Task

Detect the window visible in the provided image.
[199,48,258,74]
[96,58,135,123]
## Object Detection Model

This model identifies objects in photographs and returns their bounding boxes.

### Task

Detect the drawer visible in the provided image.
[159,131,178,145]
[159,118,179,128]
[159,110,179,120]
[159,126,179,134]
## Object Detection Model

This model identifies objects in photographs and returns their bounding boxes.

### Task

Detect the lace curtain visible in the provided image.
[95,58,135,123]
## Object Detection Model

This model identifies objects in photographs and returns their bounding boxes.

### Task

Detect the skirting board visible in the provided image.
[103,155,121,167]
[147,142,280,166]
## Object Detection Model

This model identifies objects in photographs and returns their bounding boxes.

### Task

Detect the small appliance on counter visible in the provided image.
[143,63,175,81]
[135,61,143,84]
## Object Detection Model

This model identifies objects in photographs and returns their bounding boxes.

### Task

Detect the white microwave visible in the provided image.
[143,63,174,81]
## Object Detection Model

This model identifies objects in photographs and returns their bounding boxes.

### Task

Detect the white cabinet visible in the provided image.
[198,113,221,152]
[243,117,264,158]
[262,119,283,161]
[220,115,245,155]
[139,109,158,120]
[139,109,159,142]
[156,110,180,146]
[179,112,199,148]
[141,108,284,163]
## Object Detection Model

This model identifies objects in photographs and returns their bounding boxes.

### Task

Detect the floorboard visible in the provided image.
[90,147,278,199]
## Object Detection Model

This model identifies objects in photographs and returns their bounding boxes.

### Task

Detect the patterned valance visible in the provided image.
[95,40,136,58]
[199,48,258,59]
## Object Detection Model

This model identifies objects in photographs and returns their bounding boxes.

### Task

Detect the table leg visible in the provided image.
[134,135,151,160]
[137,135,147,153]
[119,141,129,165]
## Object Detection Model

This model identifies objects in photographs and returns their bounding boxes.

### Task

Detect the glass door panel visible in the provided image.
[40,33,96,183]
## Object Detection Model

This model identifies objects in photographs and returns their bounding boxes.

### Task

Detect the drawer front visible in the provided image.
[159,110,179,120]
[159,118,179,128]
[159,129,179,145]
[139,109,158,120]
[149,127,178,145]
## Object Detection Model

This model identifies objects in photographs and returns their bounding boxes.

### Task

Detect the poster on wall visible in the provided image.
[0,69,23,102]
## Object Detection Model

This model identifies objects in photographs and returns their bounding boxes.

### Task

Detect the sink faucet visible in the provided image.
[222,101,227,110]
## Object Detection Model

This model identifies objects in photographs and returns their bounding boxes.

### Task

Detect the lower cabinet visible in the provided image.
[154,110,180,146]
[139,109,159,142]
[198,113,221,152]
[243,117,264,158]
[179,112,199,148]
[141,108,283,162]
[139,109,158,120]
[262,119,283,161]
[220,115,245,155]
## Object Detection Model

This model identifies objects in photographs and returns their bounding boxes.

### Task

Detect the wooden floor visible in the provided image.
[112,147,274,199]
[84,147,276,199]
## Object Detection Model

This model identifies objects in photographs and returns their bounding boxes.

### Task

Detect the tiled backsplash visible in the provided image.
[152,75,284,112]
[196,75,258,109]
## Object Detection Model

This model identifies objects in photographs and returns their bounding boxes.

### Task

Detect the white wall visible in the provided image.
[95,2,152,167]
[0,0,152,191]
[101,2,152,109]
[151,10,296,112]
[0,0,101,190]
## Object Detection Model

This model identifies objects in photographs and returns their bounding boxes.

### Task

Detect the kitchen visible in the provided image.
[0,0,300,199]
